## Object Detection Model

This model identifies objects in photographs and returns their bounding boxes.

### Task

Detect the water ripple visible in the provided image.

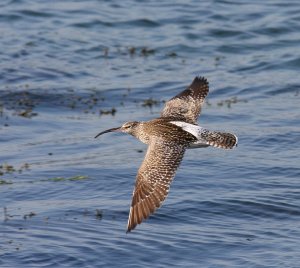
[1,0,300,267]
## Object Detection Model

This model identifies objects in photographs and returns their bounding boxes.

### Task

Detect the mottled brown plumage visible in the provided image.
[125,119,196,232]
[161,76,209,124]
[95,76,238,233]
[202,131,237,149]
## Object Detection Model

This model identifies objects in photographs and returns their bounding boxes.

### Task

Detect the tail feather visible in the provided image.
[205,131,238,149]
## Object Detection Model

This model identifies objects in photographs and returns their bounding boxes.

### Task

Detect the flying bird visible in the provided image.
[95,76,238,232]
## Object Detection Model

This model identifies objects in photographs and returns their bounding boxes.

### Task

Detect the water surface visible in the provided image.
[1,0,300,267]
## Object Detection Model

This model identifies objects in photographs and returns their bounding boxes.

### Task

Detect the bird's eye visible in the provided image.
[123,122,137,129]
[124,124,132,129]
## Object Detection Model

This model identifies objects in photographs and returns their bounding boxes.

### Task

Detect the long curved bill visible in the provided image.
[94,127,121,138]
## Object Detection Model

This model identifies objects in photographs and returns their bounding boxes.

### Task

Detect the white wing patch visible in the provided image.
[170,121,205,138]
[170,121,211,148]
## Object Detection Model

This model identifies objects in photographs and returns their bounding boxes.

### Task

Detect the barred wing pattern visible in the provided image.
[161,76,209,124]
[202,131,238,149]
[127,139,186,232]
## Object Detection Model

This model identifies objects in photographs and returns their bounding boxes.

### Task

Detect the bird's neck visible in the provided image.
[131,122,151,144]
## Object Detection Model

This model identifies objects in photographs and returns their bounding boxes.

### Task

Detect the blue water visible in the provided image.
[1,0,300,267]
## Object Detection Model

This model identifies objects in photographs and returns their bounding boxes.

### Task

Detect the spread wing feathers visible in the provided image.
[160,76,209,124]
[127,140,186,232]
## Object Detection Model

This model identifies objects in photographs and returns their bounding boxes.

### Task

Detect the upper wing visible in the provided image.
[160,76,209,124]
[127,139,186,232]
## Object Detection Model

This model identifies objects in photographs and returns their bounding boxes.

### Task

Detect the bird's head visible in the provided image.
[95,121,140,138]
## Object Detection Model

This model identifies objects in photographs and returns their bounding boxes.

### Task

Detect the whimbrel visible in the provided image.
[95,76,238,232]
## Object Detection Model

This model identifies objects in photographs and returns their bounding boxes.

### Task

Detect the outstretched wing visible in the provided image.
[127,139,186,232]
[160,76,209,124]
